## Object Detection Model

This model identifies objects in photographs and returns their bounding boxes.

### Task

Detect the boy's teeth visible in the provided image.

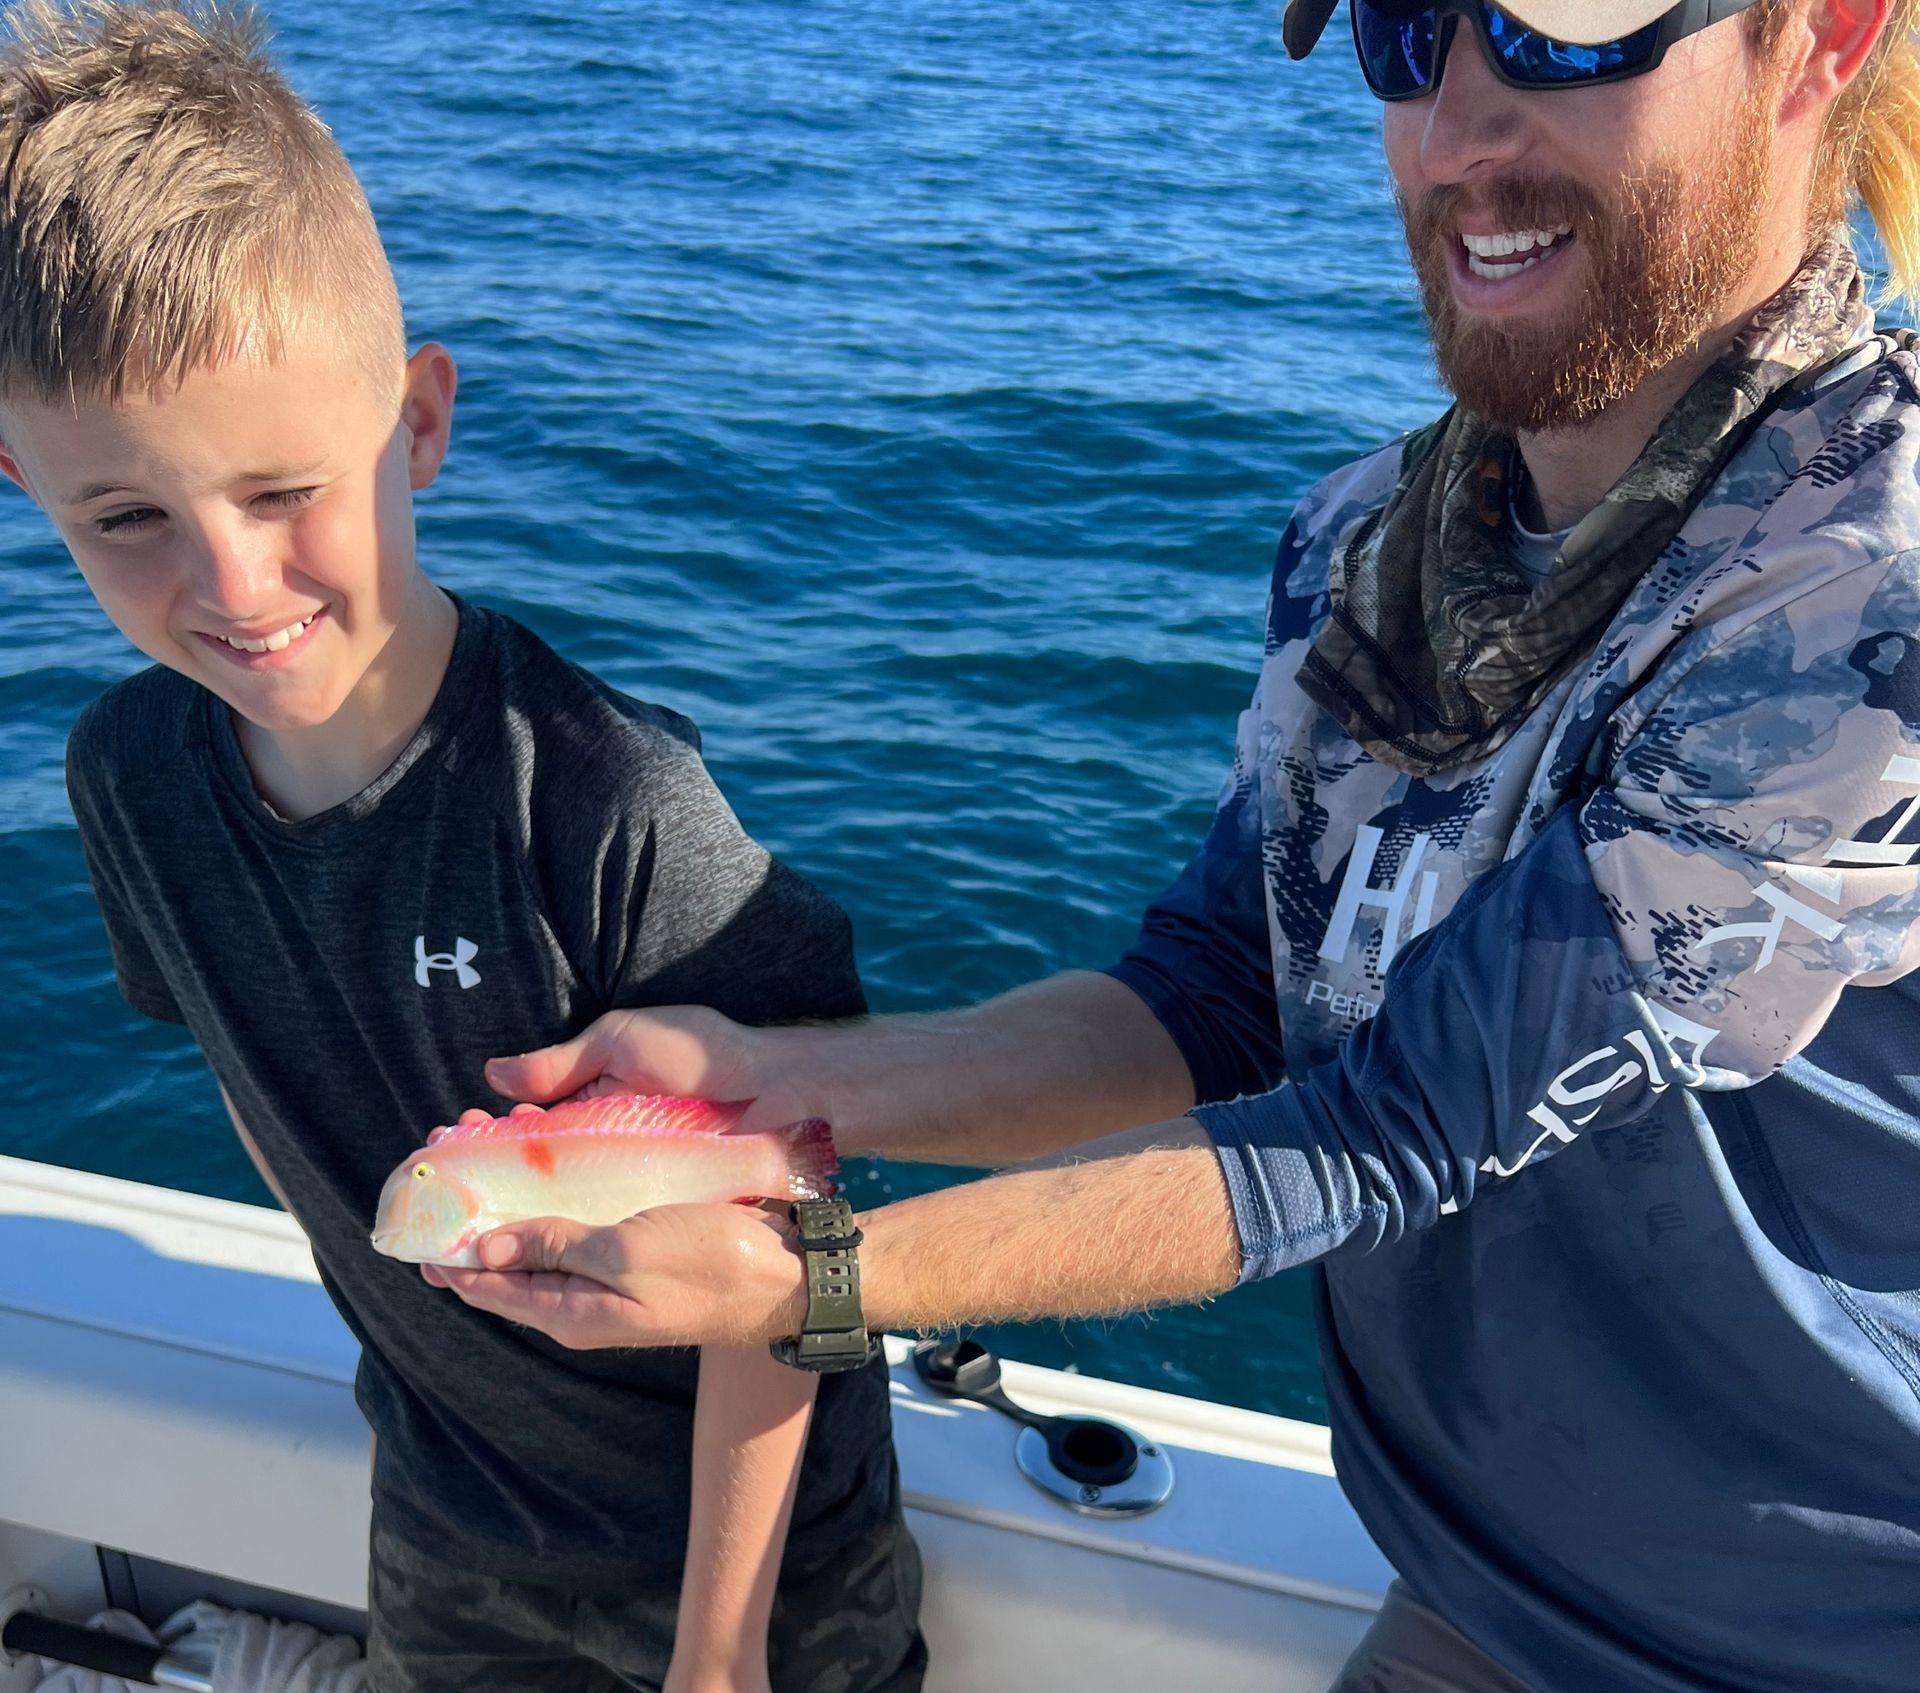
[219,613,313,654]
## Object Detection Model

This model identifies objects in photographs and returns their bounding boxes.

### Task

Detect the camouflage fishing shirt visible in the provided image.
[1110,324,1920,1691]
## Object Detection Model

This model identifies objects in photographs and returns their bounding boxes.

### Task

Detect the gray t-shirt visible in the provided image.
[64,598,897,1594]
[1506,479,1572,590]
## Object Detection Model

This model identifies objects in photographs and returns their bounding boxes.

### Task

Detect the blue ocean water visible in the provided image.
[0,0,1451,1424]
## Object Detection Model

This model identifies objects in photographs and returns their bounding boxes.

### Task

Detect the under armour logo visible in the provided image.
[414,936,481,990]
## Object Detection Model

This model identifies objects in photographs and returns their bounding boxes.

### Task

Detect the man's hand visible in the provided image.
[482,1006,817,1135]
[422,1202,807,1348]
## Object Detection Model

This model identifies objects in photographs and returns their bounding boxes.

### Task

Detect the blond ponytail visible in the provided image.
[1829,1,1920,312]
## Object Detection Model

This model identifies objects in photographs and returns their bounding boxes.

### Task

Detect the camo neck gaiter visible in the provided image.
[1296,239,1875,777]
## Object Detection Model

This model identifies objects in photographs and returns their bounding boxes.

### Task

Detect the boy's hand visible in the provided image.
[482,1007,814,1133]
[422,1201,807,1349]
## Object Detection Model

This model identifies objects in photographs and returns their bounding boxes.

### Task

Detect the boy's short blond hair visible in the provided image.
[0,0,405,406]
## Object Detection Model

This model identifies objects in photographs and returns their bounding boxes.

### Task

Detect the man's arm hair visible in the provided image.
[856,1120,1240,1331]
[778,970,1198,1167]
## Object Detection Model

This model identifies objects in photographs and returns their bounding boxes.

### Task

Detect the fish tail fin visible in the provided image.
[779,1117,840,1200]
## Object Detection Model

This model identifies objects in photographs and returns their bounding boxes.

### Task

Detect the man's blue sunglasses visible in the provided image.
[1350,0,1765,101]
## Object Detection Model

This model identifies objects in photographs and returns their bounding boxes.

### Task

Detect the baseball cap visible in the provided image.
[1283,0,1686,59]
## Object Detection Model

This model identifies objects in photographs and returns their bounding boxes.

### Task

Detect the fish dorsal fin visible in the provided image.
[428,1094,756,1147]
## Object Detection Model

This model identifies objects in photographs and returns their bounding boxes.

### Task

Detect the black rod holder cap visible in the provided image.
[910,1336,1174,1517]
[2,1612,170,1685]
[911,1337,1141,1482]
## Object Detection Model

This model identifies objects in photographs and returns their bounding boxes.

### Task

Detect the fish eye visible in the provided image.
[413,1163,433,1180]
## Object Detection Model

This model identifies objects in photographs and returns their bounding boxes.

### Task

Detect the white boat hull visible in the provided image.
[0,1156,1391,1691]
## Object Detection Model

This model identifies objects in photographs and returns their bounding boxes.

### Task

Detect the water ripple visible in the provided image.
[0,0,1459,1425]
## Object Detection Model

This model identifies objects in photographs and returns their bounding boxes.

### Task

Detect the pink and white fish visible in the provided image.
[371,1095,837,1268]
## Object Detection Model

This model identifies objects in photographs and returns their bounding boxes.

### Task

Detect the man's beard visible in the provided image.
[1401,90,1779,435]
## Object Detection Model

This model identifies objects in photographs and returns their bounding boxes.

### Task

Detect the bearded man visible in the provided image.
[431,4,1920,1688]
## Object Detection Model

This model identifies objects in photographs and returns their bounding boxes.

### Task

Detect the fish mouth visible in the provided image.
[371,1227,438,1263]
[371,1227,481,1267]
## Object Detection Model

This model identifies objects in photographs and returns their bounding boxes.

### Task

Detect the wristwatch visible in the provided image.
[768,1198,879,1373]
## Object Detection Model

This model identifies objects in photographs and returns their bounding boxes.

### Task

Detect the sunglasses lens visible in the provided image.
[1353,1,1441,100]
[1481,4,1663,85]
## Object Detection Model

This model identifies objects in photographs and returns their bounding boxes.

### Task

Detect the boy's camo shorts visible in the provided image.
[365,1510,927,1693]
[1326,1583,1534,1693]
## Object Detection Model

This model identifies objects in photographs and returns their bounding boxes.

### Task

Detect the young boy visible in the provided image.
[0,4,924,1690]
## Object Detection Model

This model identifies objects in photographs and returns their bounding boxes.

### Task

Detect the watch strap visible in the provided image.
[770,1198,877,1373]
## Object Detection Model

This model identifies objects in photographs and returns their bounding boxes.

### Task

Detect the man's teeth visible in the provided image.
[1461,224,1574,280]
[217,614,315,654]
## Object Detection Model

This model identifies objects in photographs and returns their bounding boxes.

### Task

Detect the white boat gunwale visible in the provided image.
[0,1153,1392,1692]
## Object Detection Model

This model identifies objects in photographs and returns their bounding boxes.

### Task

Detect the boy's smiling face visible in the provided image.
[0,332,455,744]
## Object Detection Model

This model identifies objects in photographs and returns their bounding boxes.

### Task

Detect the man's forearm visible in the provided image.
[426,1122,1244,1351]
[771,971,1197,1167]
[852,1120,1240,1332]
